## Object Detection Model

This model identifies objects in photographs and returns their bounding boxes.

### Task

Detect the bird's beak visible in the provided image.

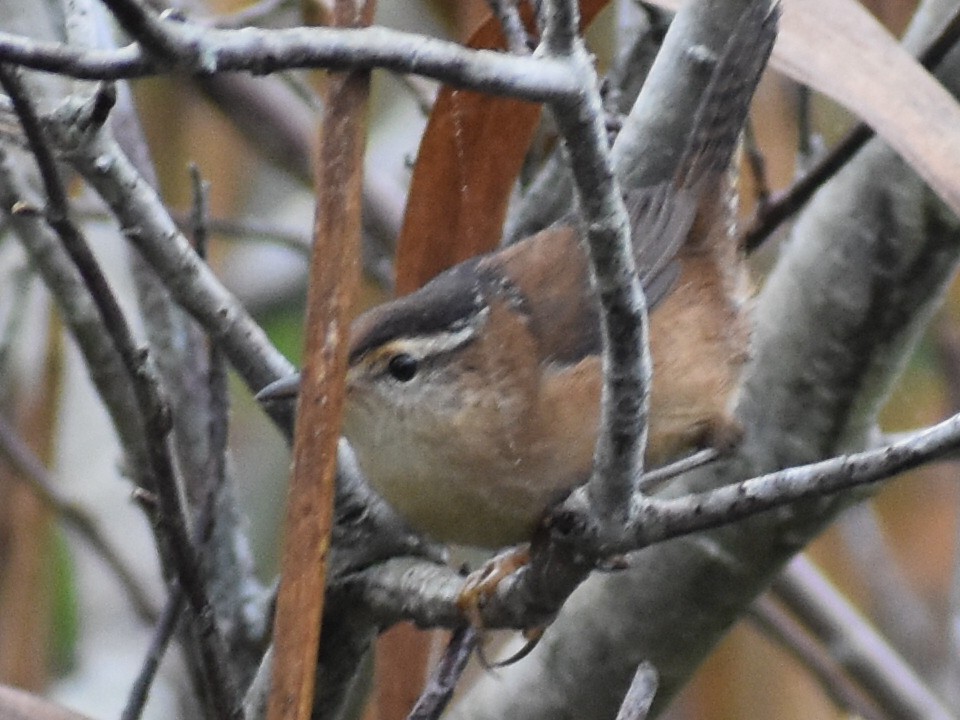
[255,373,302,402]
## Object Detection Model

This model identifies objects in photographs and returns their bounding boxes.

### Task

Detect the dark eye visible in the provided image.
[387,353,418,382]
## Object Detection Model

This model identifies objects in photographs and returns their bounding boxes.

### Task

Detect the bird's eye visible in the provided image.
[387,353,418,382]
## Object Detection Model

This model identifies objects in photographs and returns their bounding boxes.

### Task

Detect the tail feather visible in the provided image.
[676,1,780,190]
[633,0,779,307]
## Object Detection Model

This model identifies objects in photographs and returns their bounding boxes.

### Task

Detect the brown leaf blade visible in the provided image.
[652,0,960,218]
[394,0,610,295]
[776,0,960,216]
[267,3,374,720]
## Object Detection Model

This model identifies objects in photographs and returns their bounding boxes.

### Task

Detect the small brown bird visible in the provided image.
[261,3,778,549]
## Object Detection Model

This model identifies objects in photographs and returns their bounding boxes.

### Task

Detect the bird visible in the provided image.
[259,2,778,550]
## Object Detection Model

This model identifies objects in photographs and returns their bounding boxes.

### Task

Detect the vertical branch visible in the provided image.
[266,1,374,719]
[543,0,650,531]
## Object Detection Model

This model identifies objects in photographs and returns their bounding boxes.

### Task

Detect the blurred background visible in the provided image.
[2,0,956,718]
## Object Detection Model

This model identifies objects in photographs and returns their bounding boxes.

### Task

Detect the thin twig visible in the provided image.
[742,118,770,213]
[99,0,189,60]
[613,662,658,720]
[625,412,960,552]
[749,595,881,719]
[772,556,953,720]
[485,0,530,55]
[191,164,231,546]
[120,162,233,720]
[795,85,815,163]
[637,448,718,493]
[742,122,870,252]
[406,626,478,720]
[45,93,293,395]
[0,66,243,720]
[189,164,210,257]
[0,413,157,622]
[120,590,186,720]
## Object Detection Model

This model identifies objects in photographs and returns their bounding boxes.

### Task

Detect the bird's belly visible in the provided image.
[359,447,554,547]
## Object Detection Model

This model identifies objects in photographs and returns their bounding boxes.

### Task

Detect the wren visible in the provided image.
[260,2,778,549]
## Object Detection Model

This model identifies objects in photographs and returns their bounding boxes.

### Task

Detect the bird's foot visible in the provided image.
[456,544,531,619]
[457,544,543,668]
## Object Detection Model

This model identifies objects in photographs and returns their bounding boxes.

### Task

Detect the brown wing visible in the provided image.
[627,183,698,309]
[486,2,779,368]
[484,224,603,367]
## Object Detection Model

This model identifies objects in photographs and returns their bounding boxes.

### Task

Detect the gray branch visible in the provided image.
[772,556,953,720]
[338,412,960,632]
[545,0,650,531]
[42,97,294,393]
[0,23,575,101]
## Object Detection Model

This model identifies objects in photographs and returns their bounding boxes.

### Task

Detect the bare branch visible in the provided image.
[100,0,188,60]
[34,73,441,603]
[406,626,477,720]
[771,556,953,720]
[541,0,579,55]
[0,65,243,720]
[749,595,881,719]
[0,412,156,622]
[0,24,575,101]
[614,662,658,720]
[342,410,960,632]
[485,0,529,55]
[742,0,960,252]
[42,90,293,394]
[544,0,650,532]
[120,590,185,720]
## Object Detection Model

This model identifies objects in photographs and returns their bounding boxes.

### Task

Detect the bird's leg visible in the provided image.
[456,544,542,667]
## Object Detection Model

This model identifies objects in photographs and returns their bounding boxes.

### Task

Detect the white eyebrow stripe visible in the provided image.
[387,307,489,359]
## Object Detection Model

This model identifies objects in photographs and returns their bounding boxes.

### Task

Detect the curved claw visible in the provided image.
[456,544,531,620]
[457,544,539,669]
[477,626,545,670]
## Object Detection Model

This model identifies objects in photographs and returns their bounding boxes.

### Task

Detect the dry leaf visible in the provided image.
[394,0,610,294]
[650,0,960,217]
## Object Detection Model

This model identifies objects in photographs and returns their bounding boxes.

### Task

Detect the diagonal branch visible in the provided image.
[770,556,953,720]
[98,0,189,60]
[0,64,243,720]
[742,0,960,252]
[0,413,156,622]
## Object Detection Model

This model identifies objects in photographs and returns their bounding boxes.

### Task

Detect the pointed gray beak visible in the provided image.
[256,373,302,402]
